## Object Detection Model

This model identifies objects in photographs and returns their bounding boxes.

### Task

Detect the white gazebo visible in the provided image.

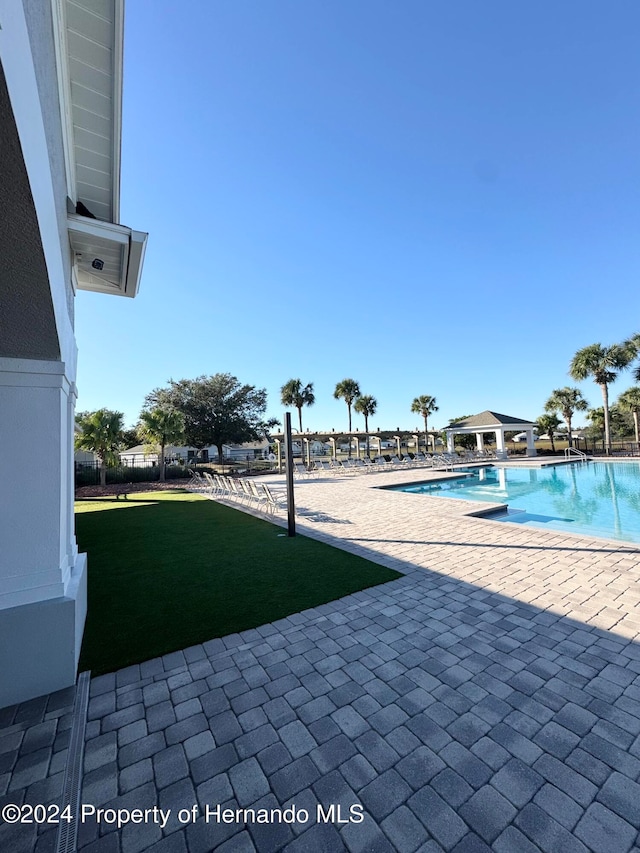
[444,411,537,460]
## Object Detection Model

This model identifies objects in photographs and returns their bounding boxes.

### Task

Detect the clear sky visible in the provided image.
[75,0,640,434]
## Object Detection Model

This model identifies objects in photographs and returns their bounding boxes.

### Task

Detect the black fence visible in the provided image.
[573,438,640,456]
[74,461,192,487]
[74,457,277,487]
[503,438,639,457]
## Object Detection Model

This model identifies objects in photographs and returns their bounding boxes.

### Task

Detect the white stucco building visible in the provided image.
[0,0,147,707]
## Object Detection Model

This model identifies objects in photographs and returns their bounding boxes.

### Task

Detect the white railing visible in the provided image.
[564,447,587,460]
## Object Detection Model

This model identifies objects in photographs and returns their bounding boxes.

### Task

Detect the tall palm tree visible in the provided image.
[411,395,439,452]
[280,379,315,433]
[334,379,360,456]
[536,413,561,454]
[617,386,640,445]
[75,408,124,486]
[334,379,361,432]
[569,342,636,454]
[544,387,588,449]
[354,395,377,456]
[138,407,185,481]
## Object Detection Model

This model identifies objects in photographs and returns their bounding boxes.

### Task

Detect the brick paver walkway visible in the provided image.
[0,687,76,853]
[2,464,640,852]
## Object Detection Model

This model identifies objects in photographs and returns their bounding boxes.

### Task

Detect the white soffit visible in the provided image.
[65,0,123,223]
[68,214,147,298]
[60,0,149,298]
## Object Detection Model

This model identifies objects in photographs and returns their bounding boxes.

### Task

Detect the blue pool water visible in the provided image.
[391,462,640,543]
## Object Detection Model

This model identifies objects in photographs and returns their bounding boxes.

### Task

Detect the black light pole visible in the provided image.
[284,412,296,537]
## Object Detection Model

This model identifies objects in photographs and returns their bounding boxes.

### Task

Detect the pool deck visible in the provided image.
[2,463,640,852]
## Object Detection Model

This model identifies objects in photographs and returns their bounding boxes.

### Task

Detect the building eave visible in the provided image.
[53,0,147,297]
[52,0,124,223]
[444,422,536,435]
[445,410,536,431]
[68,213,148,297]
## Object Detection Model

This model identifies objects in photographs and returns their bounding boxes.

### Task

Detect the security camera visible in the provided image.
[91,258,104,271]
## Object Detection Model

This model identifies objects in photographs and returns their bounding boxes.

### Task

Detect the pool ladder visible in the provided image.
[564,447,588,462]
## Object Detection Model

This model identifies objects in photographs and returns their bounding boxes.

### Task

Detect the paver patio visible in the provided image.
[2,463,640,852]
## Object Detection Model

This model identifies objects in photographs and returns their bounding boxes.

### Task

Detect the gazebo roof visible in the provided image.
[446,410,536,430]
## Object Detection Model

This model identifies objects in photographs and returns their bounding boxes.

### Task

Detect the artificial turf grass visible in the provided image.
[75,491,401,675]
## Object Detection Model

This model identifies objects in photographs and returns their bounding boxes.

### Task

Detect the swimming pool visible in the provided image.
[391,461,640,543]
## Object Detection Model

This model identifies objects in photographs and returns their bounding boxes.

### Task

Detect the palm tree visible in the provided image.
[354,395,377,456]
[334,379,360,456]
[138,408,185,481]
[536,413,561,454]
[629,332,640,382]
[587,407,605,435]
[410,395,439,453]
[617,386,640,445]
[75,408,124,486]
[334,379,360,432]
[632,330,640,382]
[544,387,588,449]
[569,342,636,454]
[280,379,315,433]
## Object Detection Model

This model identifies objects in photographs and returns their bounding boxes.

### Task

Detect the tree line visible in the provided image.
[76,374,442,484]
[76,334,640,485]
[537,335,640,454]
[76,374,276,485]
[280,378,441,455]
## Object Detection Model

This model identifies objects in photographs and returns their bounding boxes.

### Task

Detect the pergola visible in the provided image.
[444,411,537,459]
[269,429,436,470]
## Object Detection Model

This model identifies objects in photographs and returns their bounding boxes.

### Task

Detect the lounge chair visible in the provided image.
[261,483,287,514]
[293,462,311,479]
[372,457,390,471]
[202,472,218,496]
[213,474,229,496]
[413,453,433,467]
[238,479,255,503]
[247,479,269,511]
[226,477,245,502]
[389,455,412,469]
[187,470,208,492]
[313,460,332,475]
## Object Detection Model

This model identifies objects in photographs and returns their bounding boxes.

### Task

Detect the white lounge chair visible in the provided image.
[312,460,330,475]
[262,483,287,514]
[247,479,269,511]
[187,470,208,492]
[293,462,314,479]
[413,453,433,467]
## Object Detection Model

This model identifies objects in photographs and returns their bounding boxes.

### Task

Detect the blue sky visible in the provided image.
[75,1,640,434]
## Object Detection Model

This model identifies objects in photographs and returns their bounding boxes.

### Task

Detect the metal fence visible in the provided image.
[573,438,640,456]
[504,439,640,457]
[74,457,277,486]
[74,461,192,487]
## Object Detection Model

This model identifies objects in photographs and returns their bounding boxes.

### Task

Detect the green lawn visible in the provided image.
[76,491,401,675]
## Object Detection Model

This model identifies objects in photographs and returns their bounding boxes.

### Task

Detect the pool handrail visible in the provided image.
[564,447,588,460]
